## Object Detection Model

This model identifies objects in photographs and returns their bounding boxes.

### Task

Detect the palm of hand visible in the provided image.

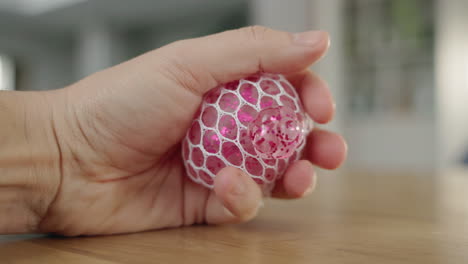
[41,68,227,235]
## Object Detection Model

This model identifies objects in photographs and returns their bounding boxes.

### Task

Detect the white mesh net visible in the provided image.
[182,73,310,195]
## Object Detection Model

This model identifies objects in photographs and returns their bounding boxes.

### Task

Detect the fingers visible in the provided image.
[304,129,347,170]
[160,26,329,93]
[270,129,346,199]
[206,128,347,205]
[206,167,262,224]
[271,160,316,199]
[286,70,335,124]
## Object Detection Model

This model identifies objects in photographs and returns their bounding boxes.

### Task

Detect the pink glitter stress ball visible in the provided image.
[182,73,313,193]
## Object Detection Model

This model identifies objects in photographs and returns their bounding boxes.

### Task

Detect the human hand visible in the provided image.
[33,26,347,236]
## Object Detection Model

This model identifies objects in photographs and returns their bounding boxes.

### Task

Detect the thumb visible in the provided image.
[156,26,329,94]
[207,166,263,223]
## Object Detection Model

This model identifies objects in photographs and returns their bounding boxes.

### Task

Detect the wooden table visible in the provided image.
[2,169,468,263]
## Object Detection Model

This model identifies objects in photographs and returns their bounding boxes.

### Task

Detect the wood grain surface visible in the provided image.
[2,169,468,264]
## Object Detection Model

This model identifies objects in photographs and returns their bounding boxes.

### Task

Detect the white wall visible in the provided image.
[249,0,308,32]
[0,35,73,90]
[75,22,127,79]
[0,54,15,90]
[307,0,346,134]
[250,0,440,172]
[249,0,345,133]
[436,0,468,168]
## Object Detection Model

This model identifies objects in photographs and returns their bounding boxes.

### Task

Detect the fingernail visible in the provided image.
[223,207,235,218]
[244,200,263,220]
[293,31,326,46]
[303,186,314,197]
[303,172,318,197]
[258,200,265,208]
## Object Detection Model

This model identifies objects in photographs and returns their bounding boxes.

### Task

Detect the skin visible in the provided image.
[0,26,347,236]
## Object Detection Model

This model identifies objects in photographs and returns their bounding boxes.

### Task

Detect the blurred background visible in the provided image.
[0,0,467,174]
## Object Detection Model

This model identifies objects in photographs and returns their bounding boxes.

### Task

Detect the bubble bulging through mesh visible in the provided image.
[182,73,312,193]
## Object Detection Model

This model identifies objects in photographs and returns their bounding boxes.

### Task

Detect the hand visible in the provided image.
[35,26,347,236]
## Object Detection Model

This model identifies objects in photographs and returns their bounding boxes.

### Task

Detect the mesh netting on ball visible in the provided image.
[182,73,311,193]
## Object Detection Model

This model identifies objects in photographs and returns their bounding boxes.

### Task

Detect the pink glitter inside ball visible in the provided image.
[249,106,304,159]
[182,73,312,193]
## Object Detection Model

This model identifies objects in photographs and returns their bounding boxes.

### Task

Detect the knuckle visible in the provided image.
[156,50,207,96]
[239,25,271,42]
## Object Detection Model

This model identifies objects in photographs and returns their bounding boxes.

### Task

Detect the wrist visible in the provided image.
[0,91,61,233]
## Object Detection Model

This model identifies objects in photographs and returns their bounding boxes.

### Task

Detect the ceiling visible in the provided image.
[0,0,247,34]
